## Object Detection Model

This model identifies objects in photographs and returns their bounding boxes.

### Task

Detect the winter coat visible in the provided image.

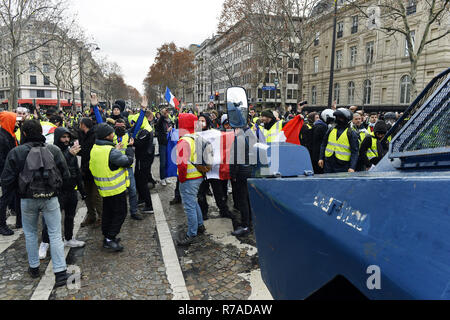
[54,127,85,195]
[1,135,70,196]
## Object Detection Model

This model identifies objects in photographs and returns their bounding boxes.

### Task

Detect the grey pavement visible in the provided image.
[0,156,271,300]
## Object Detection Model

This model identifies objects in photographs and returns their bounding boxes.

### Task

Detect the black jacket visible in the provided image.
[311,120,328,164]
[1,135,70,196]
[133,128,154,162]
[230,127,257,180]
[54,127,86,195]
[357,136,388,170]
[94,139,135,171]
[78,126,97,181]
[155,116,170,146]
[0,128,17,174]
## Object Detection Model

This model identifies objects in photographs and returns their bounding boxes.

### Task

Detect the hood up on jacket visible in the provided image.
[0,112,17,145]
[179,113,198,137]
[54,127,72,151]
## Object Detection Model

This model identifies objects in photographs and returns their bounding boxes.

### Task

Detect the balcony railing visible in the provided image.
[351,26,358,34]
[337,31,343,38]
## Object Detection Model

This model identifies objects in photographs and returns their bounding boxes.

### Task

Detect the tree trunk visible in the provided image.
[297,56,304,103]
[410,58,418,102]
[280,71,287,111]
[8,56,19,111]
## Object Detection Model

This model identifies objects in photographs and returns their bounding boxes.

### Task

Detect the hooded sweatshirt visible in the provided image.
[0,112,18,174]
[177,113,199,183]
[54,127,85,194]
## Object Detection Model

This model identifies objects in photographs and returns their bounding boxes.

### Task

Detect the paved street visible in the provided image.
[0,157,272,300]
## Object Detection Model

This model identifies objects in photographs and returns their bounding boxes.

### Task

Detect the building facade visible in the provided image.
[303,0,450,111]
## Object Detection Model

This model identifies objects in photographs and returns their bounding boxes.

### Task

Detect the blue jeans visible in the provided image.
[159,144,167,180]
[21,198,66,273]
[180,178,204,237]
[127,167,137,215]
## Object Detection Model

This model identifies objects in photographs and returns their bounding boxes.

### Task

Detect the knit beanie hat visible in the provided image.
[374,120,388,135]
[261,109,275,119]
[96,123,115,139]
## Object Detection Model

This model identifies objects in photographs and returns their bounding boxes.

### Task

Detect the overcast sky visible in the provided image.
[69,0,225,94]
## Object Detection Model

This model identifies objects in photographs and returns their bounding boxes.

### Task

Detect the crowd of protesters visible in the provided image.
[0,93,405,286]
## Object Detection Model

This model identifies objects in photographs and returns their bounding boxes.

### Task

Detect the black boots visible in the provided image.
[54,270,70,288]
[28,267,40,279]
[0,225,14,236]
[103,238,124,252]
[169,197,182,205]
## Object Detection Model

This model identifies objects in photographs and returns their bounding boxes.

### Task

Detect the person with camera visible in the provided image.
[39,127,87,259]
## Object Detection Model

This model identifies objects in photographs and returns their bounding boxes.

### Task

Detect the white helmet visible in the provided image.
[321,109,335,123]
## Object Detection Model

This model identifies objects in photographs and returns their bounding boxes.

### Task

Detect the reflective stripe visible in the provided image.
[93,170,126,182]
[98,179,127,191]
[326,148,351,156]
[327,141,351,149]
[325,128,351,161]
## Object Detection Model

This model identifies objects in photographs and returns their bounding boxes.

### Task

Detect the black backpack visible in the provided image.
[19,145,63,199]
[184,134,214,174]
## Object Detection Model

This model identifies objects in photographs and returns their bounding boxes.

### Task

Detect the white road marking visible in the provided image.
[151,193,190,300]
[30,207,87,300]
[0,216,23,255]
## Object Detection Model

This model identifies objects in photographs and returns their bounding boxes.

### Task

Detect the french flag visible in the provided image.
[196,130,235,180]
[165,87,180,110]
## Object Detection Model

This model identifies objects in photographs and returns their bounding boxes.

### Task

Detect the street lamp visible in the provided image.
[274,78,279,108]
[327,1,338,109]
[78,42,100,110]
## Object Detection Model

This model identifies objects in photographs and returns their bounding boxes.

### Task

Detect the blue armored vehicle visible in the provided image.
[242,69,449,299]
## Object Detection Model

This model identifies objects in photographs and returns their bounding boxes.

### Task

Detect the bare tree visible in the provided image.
[0,0,68,110]
[345,0,450,99]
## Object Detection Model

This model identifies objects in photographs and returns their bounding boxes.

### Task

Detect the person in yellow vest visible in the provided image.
[176,113,206,247]
[319,108,359,173]
[357,121,389,171]
[351,112,371,145]
[89,123,135,252]
[113,118,142,221]
[259,109,285,143]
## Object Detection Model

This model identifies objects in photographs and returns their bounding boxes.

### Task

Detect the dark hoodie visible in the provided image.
[177,114,199,183]
[0,112,18,174]
[54,127,85,194]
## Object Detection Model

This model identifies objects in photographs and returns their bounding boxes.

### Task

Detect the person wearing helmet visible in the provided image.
[357,120,389,171]
[383,112,397,130]
[320,109,336,128]
[319,108,359,173]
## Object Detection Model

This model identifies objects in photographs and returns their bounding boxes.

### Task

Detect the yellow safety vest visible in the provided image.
[366,137,379,160]
[15,128,21,143]
[325,128,351,162]
[89,144,129,197]
[263,121,283,143]
[113,133,130,154]
[178,136,203,180]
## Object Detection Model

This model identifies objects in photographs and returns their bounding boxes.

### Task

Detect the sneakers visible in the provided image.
[170,197,182,205]
[232,227,250,237]
[141,207,154,214]
[131,213,144,220]
[177,234,197,247]
[39,242,50,260]
[54,270,70,288]
[137,201,145,208]
[28,266,40,279]
[0,225,14,236]
[103,238,124,252]
[160,179,167,186]
[197,225,206,235]
[64,238,86,248]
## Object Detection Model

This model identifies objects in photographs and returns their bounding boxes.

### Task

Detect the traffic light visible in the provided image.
[215,92,219,101]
